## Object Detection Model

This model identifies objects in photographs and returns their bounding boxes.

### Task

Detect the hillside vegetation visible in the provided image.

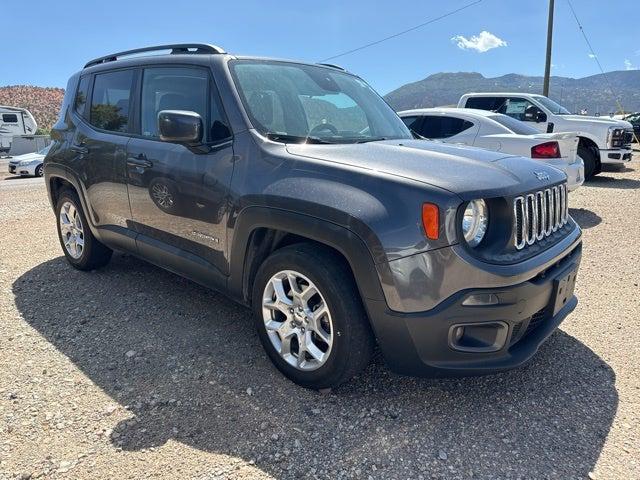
[385,70,640,114]
[0,85,64,133]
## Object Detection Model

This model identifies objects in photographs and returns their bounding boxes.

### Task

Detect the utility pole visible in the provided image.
[543,0,555,97]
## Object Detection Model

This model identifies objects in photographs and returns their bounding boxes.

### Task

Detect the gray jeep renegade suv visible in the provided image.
[45,44,582,389]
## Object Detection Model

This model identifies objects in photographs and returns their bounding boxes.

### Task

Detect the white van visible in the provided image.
[0,106,38,154]
[457,93,634,179]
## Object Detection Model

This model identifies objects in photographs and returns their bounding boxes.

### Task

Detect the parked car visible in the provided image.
[0,106,38,154]
[8,143,50,177]
[398,108,584,191]
[45,44,582,389]
[622,112,640,142]
[458,93,634,178]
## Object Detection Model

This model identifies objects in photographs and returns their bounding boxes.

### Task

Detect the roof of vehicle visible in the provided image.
[398,107,503,118]
[461,92,545,98]
[0,105,33,114]
[81,43,348,75]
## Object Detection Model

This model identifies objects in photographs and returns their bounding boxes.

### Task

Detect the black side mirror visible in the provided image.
[536,111,547,123]
[158,110,203,144]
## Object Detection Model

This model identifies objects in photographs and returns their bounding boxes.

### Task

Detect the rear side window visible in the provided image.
[2,114,18,123]
[74,76,91,117]
[141,67,231,142]
[417,116,474,139]
[90,70,134,132]
[401,116,422,132]
[464,96,505,111]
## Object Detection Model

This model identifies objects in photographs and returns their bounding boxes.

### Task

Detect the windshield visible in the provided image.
[535,96,571,115]
[37,144,52,155]
[488,114,540,135]
[230,60,412,143]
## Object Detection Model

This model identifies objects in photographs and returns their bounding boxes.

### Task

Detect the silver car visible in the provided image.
[8,144,51,177]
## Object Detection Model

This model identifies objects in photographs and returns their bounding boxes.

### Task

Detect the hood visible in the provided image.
[285,139,567,200]
[559,115,633,129]
[9,152,44,163]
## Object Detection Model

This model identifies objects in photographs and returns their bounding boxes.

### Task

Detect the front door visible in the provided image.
[125,66,235,278]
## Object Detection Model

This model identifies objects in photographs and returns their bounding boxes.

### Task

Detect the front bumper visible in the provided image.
[366,241,582,377]
[8,163,34,176]
[600,148,633,164]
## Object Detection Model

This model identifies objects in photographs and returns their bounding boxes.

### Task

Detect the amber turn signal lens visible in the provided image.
[422,203,439,240]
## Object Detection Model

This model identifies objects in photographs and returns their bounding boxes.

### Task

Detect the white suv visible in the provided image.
[458,93,634,179]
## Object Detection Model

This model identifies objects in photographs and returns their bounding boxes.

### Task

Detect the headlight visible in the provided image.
[462,199,488,247]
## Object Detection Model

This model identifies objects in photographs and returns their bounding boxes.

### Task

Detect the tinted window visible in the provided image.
[75,76,91,117]
[2,114,18,123]
[465,97,504,111]
[417,116,474,139]
[401,116,422,132]
[90,70,134,132]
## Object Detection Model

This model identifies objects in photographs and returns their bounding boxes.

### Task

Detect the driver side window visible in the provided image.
[498,97,544,123]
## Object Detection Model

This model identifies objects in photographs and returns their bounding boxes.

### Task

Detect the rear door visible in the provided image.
[125,65,234,279]
[69,69,136,250]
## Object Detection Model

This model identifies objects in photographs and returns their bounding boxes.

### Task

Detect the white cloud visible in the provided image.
[624,59,636,70]
[451,31,507,53]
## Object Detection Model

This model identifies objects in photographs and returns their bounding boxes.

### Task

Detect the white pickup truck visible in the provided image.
[458,93,634,179]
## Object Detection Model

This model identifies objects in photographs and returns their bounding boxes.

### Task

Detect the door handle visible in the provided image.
[70,144,89,155]
[126,153,153,169]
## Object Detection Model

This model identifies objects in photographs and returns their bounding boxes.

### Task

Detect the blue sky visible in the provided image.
[4,0,638,93]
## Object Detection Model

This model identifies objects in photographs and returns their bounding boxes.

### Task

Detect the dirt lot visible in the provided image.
[1,156,639,480]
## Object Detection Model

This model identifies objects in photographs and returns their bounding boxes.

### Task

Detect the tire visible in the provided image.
[579,144,599,180]
[251,243,375,389]
[55,189,112,270]
[35,164,43,177]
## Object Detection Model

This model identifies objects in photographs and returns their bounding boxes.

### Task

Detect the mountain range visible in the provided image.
[384,70,640,114]
[1,70,638,133]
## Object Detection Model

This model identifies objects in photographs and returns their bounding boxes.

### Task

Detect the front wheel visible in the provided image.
[578,144,599,180]
[252,243,375,389]
[35,164,43,177]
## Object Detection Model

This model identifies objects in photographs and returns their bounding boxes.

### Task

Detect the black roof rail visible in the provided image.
[83,43,226,69]
[317,63,346,71]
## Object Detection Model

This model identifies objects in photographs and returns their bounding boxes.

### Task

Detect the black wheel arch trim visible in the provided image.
[228,206,389,307]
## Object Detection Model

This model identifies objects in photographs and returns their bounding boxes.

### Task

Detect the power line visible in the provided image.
[319,0,484,62]
[565,0,625,113]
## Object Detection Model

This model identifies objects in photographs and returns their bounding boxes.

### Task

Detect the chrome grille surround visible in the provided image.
[514,183,569,250]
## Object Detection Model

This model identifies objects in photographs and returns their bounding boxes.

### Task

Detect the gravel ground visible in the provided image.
[1,157,639,480]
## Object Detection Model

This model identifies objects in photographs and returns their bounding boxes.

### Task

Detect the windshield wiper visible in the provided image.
[355,137,388,144]
[265,133,334,144]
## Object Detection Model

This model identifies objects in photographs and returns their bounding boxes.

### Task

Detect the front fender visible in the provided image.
[228,206,392,306]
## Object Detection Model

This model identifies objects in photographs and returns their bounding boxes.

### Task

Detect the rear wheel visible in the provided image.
[579,144,599,180]
[55,190,112,270]
[252,243,375,389]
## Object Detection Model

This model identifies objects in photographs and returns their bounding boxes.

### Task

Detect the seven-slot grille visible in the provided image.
[513,183,569,250]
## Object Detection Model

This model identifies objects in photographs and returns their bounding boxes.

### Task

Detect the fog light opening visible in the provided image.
[448,322,508,353]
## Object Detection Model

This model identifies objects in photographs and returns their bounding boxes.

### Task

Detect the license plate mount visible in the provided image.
[552,265,578,316]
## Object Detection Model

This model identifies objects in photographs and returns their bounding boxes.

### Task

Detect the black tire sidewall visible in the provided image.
[579,145,597,179]
[35,164,43,177]
[252,247,367,389]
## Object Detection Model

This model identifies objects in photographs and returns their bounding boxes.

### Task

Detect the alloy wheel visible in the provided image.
[261,270,334,371]
[59,201,84,259]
